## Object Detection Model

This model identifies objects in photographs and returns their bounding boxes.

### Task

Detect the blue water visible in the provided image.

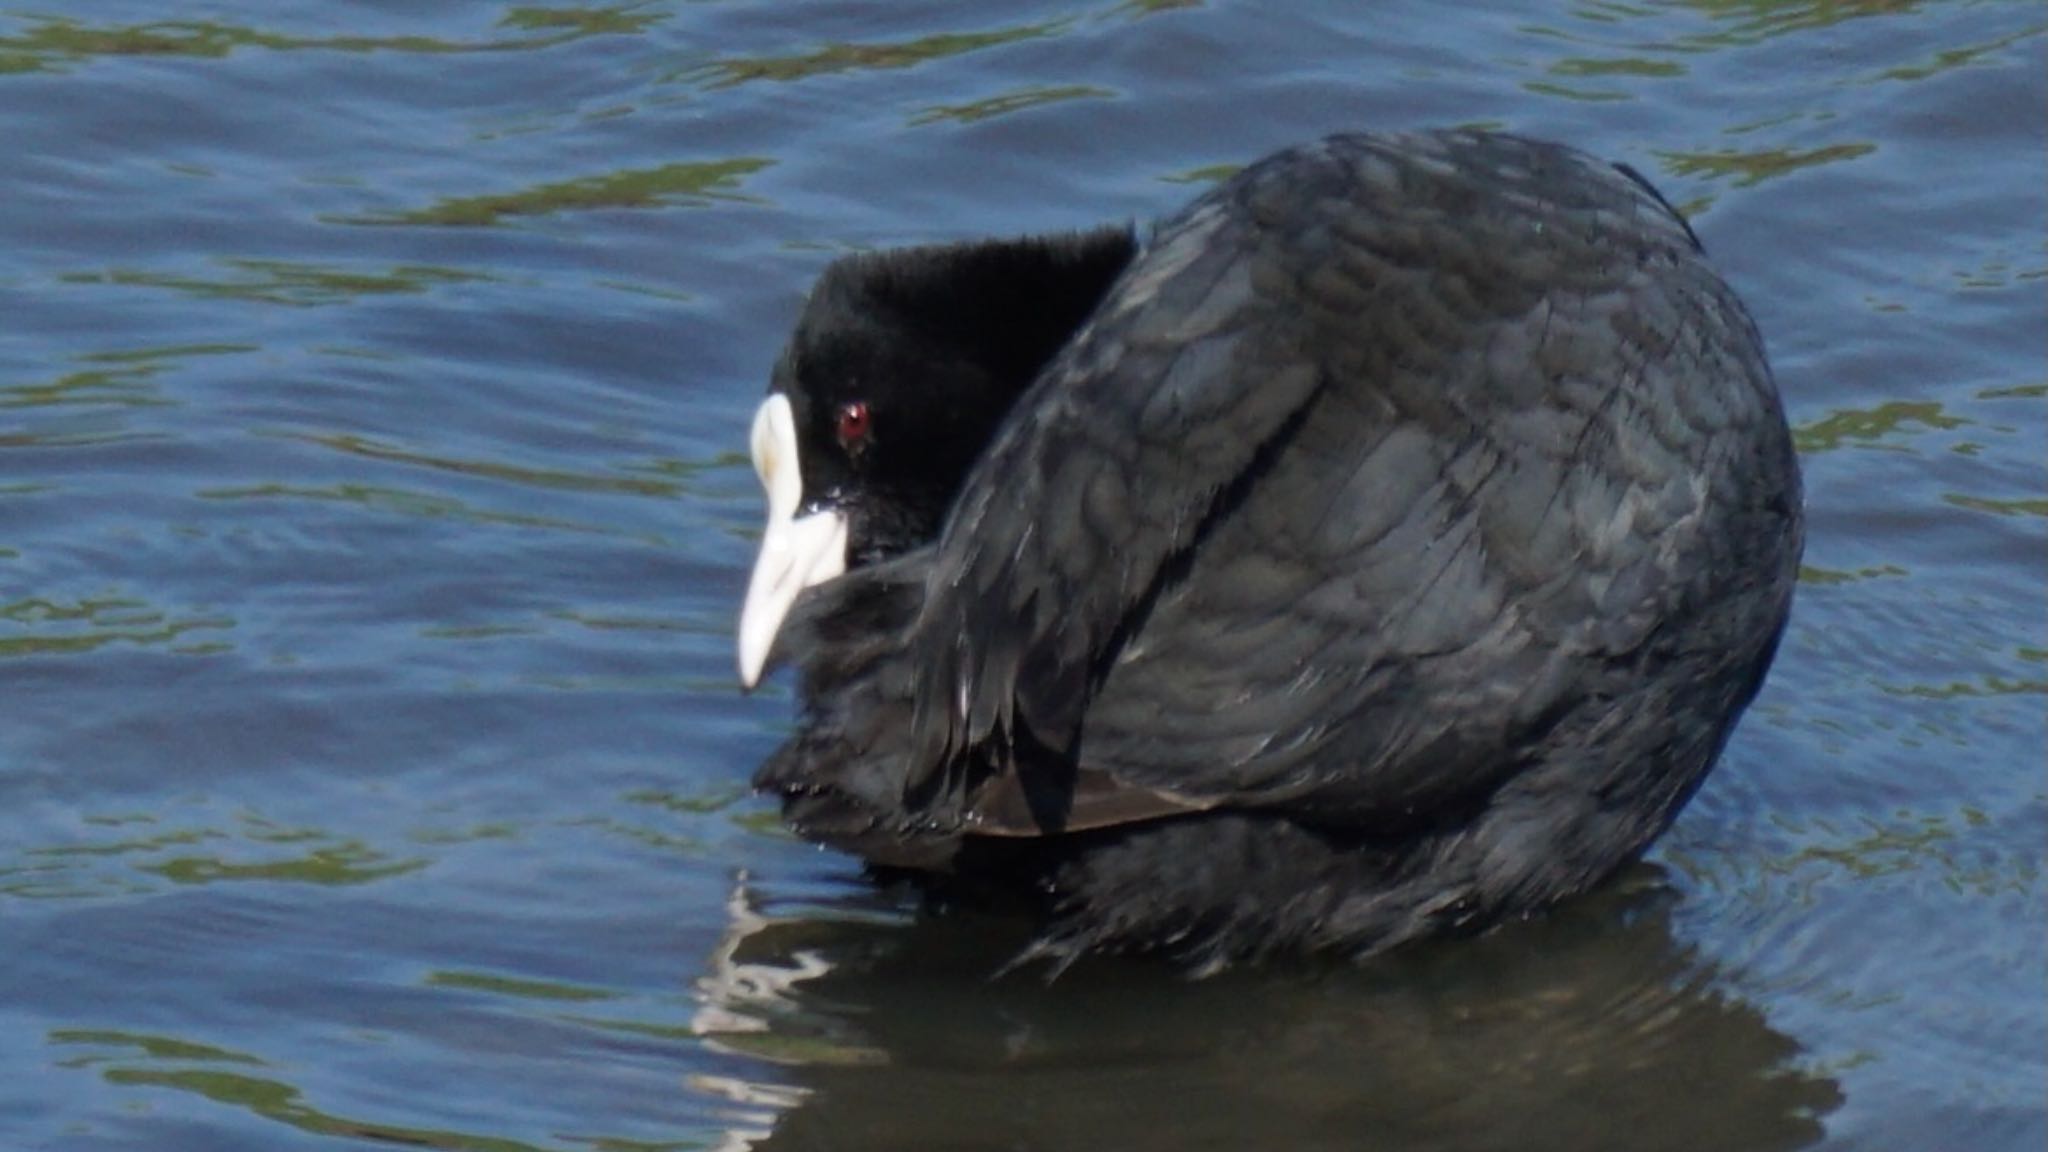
[1,3,2041,1150]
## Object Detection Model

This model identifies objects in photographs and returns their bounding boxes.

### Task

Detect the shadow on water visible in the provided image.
[694,869,1841,1152]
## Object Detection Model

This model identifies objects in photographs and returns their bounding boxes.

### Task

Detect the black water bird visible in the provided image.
[736,130,1803,973]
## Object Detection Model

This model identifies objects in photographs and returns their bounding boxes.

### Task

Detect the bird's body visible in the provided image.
[739,130,1802,973]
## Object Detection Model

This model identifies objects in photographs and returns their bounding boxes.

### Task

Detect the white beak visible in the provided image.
[737,394,847,688]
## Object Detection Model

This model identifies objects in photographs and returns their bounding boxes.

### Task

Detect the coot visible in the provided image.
[737,130,1803,973]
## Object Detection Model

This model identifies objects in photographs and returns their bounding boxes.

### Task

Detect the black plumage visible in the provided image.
[739,129,1803,974]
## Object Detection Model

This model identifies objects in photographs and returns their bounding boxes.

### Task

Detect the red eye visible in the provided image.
[835,401,871,450]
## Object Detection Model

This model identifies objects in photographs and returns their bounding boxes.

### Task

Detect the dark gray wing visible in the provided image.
[1049,134,1795,831]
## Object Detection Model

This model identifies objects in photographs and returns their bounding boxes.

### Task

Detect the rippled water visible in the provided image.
[2,3,2041,1149]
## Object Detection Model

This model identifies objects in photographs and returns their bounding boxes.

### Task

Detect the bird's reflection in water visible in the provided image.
[689,869,1839,1152]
